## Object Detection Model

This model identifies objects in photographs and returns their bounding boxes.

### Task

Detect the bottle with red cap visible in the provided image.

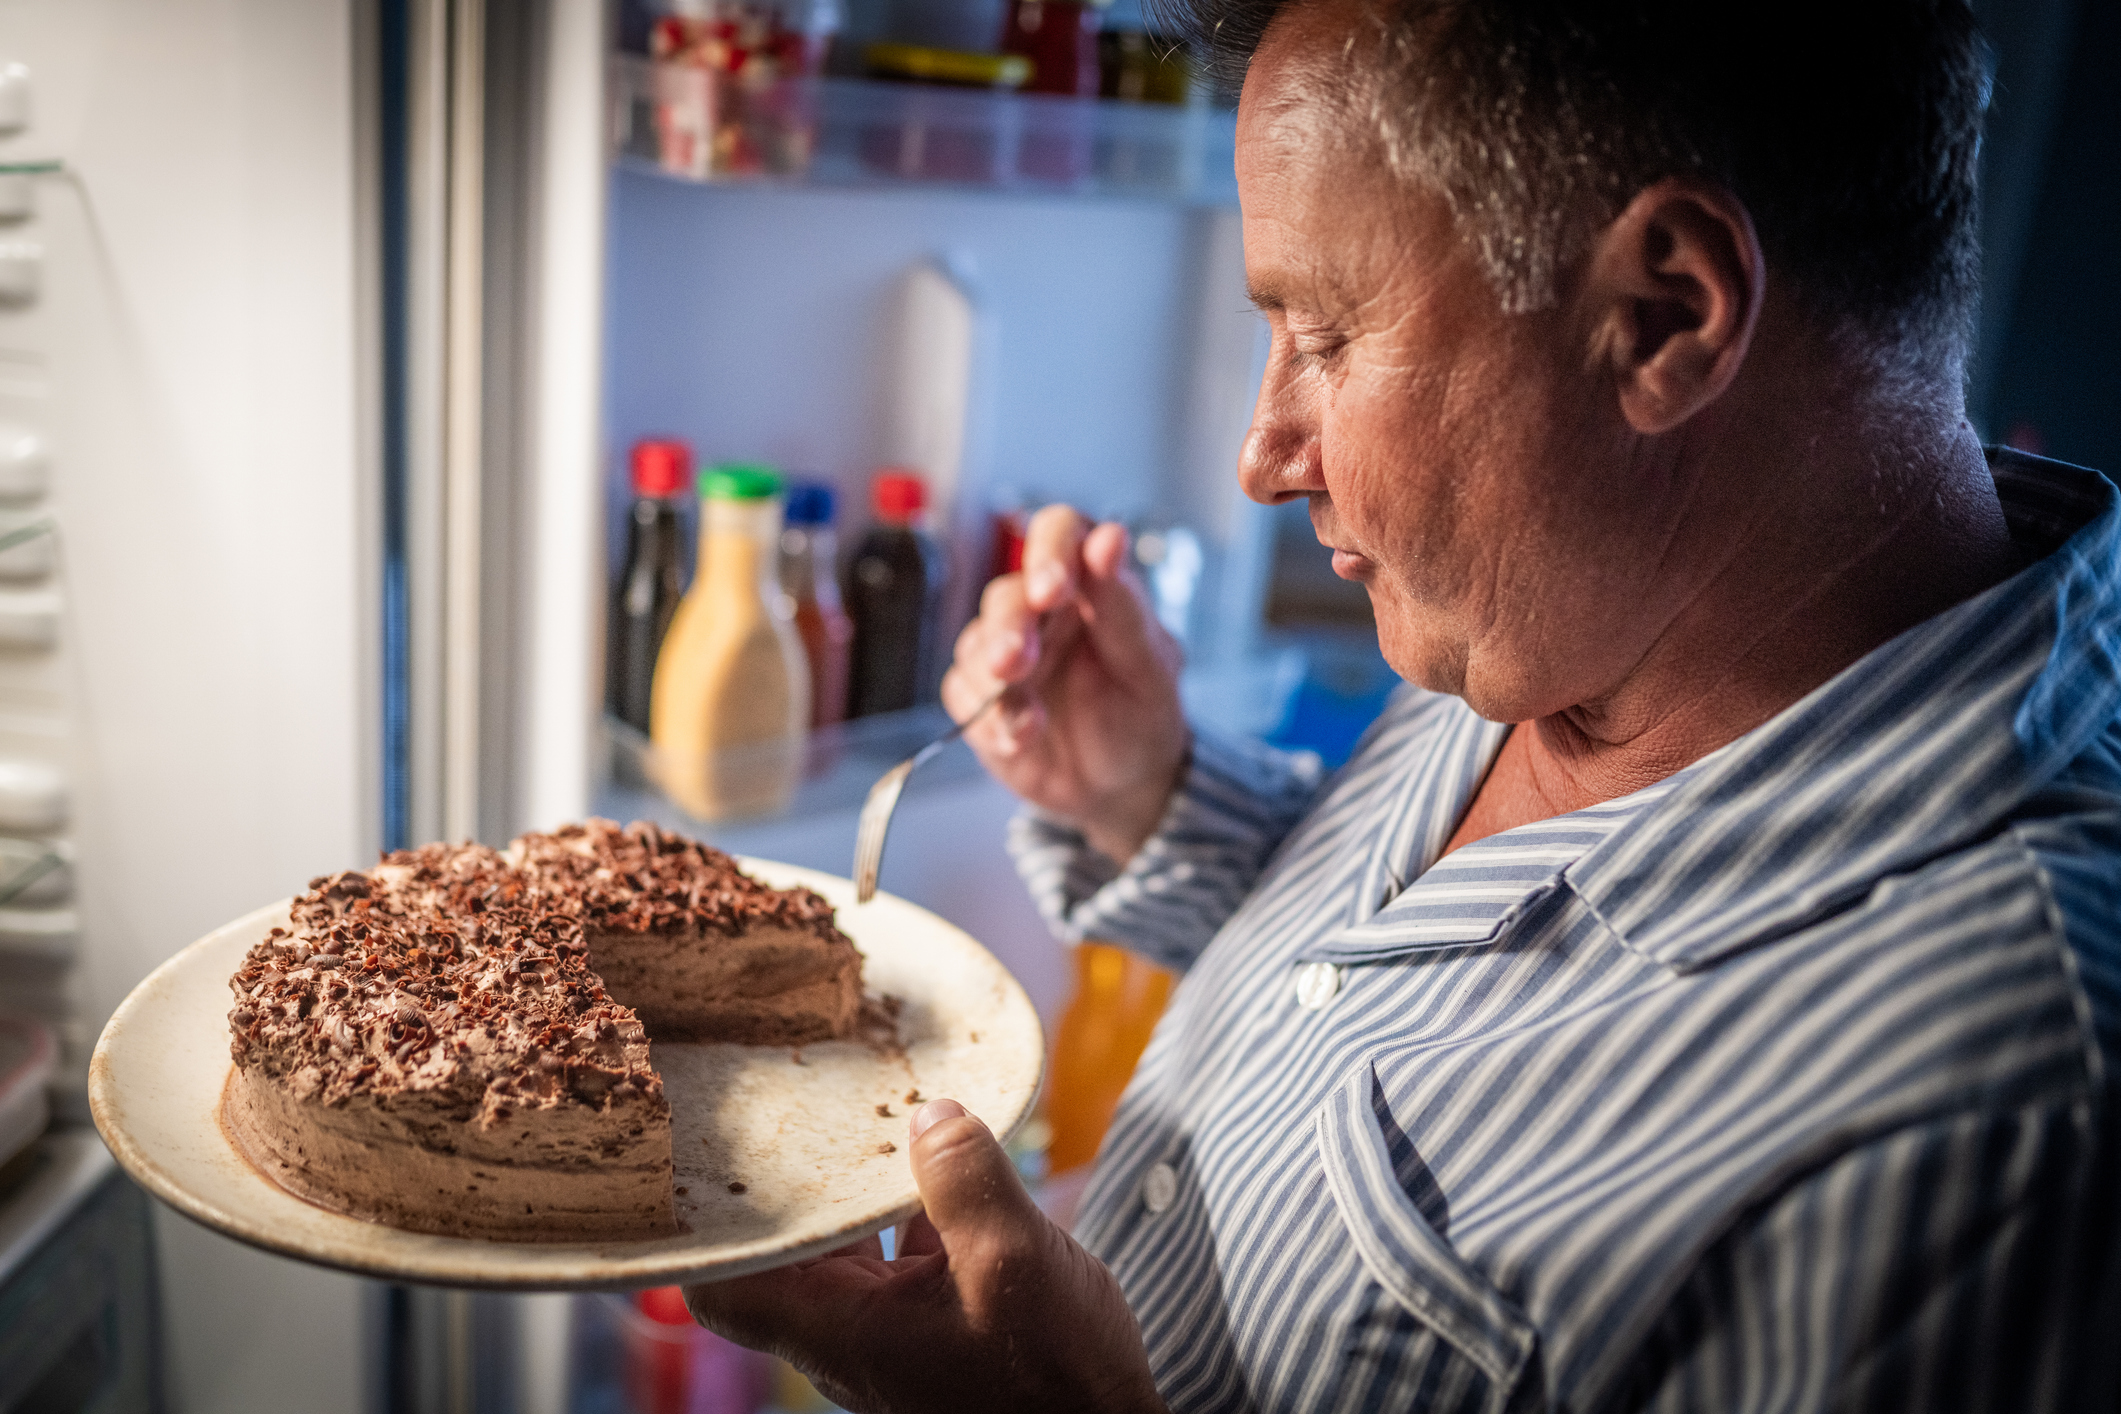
[845,468,948,719]
[609,438,692,734]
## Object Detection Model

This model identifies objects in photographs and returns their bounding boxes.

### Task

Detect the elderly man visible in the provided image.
[690,0,2121,1409]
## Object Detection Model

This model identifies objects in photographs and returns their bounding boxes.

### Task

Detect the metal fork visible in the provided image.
[852,611,1082,903]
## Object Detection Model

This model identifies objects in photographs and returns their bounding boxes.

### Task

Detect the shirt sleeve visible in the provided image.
[1005,726,1324,973]
[1606,1099,2119,1414]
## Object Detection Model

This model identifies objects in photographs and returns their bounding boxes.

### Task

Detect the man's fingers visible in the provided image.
[1078,522,1177,686]
[897,1210,944,1259]
[804,1233,886,1267]
[966,510,1171,701]
[942,631,1005,723]
[974,574,1038,679]
[1021,505,1093,612]
[911,1097,967,1137]
[908,1102,1047,1253]
[685,1262,848,1356]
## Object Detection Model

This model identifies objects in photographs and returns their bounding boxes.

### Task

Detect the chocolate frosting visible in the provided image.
[227,820,847,1116]
[507,819,841,937]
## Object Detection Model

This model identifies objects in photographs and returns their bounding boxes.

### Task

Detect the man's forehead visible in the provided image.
[1234,6,1355,153]
[1237,142,1399,318]
[1237,104,1437,317]
[1231,0,1423,296]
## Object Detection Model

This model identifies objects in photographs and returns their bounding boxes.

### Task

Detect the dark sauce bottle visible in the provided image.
[845,468,947,718]
[608,438,691,732]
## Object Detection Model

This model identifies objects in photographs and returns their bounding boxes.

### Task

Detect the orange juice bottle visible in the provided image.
[1044,941,1173,1175]
[649,463,810,820]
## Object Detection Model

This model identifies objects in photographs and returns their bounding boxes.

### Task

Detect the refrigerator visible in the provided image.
[0,1,1354,1410]
[0,0,2100,1410]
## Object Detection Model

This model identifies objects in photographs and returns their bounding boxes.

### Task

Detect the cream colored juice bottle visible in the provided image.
[649,464,811,820]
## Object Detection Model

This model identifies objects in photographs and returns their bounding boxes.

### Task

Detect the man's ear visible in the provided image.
[1584,179,1764,435]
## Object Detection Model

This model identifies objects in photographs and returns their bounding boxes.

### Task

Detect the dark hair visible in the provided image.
[1170,0,1990,379]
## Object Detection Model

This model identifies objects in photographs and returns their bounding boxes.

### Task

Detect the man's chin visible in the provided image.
[1369,608,1545,722]
[1370,613,1460,700]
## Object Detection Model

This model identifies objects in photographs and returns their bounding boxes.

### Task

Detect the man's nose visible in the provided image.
[1238,361,1324,506]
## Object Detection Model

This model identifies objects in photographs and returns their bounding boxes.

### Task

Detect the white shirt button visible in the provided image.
[1141,1162,1178,1214]
[1293,961,1341,1010]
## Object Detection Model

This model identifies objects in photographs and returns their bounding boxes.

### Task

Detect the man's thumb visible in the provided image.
[907,1100,1043,1245]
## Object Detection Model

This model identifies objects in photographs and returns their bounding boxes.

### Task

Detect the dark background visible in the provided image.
[1971,0,2118,474]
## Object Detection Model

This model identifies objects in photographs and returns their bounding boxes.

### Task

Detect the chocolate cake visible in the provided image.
[222,820,863,1241]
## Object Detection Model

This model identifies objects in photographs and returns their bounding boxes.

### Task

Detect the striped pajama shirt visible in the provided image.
[1010,448,2121,1413]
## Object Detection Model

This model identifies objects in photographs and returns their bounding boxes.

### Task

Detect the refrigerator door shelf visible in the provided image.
[0,953,68,1026]
[0,906,76,961]
[613,66,1240,206]
[0,63,28,135]
[0,837,69,906]
[0,240,39,306]
[0,759,66,832]
[0,515,55,581]
[606,706,988,827]
[0,587,57,648]
[0,428,49,502]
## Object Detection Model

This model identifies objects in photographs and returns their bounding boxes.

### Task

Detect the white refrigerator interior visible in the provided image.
[0,1,373,1411]
[0,0,1273,1408]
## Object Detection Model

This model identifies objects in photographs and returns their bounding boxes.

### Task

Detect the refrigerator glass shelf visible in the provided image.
[604,706,988,832]
[613,64,1241,207]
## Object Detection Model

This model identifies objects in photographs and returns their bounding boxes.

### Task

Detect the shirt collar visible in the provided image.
[1570,450,2121,972]
[1308,725,1685,961]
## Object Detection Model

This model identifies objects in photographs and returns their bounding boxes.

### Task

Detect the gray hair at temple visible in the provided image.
[1169,0,1991,389]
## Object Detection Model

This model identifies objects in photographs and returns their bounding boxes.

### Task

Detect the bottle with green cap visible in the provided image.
[649,461,812,820]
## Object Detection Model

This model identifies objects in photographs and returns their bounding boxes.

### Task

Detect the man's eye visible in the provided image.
[1289,338,1346,369]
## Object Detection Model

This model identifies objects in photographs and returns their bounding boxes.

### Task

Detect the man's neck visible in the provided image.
[1446,382,2023,854]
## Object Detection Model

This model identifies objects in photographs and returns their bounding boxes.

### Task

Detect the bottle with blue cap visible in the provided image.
[780,481,853,737]
[649,462,811,819]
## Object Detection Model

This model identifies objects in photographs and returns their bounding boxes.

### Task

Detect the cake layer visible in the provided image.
[587,923,862,1044]
[223,1063,673,1241]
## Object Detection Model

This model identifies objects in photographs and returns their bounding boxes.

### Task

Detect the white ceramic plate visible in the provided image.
[88,858,1044,1290]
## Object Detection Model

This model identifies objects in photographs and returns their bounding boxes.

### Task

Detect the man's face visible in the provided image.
[1235,1,1691,723]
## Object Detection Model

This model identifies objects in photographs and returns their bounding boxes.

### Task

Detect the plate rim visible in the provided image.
[88,859,1045,1290]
